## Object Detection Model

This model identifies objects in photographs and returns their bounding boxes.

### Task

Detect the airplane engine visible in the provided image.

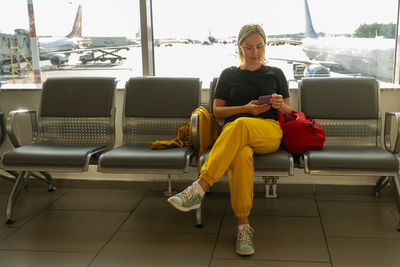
[50,54,68,66]
[304,64,330,78]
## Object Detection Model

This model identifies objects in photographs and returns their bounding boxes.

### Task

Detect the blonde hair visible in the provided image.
[237,24,267,65]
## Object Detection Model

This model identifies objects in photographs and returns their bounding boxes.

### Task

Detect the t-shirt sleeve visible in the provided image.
[276,68,289,99]
[213,69,230,101]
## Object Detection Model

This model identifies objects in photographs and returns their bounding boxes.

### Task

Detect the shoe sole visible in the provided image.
[236,249,255,256]
[167,198,201,212]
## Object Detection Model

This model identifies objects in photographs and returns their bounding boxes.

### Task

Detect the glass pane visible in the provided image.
[0,0,141,87]
[152,0,398,88]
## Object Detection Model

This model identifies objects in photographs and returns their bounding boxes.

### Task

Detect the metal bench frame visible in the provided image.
[2,77,116,224]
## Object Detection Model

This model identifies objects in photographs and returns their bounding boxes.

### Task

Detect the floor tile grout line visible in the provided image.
[46,208,138,213]
[2,186,72,233]
[208,194,229,267]
[314,193,334,267]
[316,199,396,203]
[212,256,332,264]
[0,188,71,244]
[86,190,150,267]
[3,186,398,266]
[324,235,400,240]
[116,228,219,235]
[249,214,320,218]
[0,227,18,242]
[0,247,97,254]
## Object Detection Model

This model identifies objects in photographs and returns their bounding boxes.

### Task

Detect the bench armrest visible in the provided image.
[190,112,200,153]
[0,112,5,146]
[7,109,38,148]
[384,112,400,154]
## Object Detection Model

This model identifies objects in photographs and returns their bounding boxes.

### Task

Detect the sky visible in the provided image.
[0,0,398,39]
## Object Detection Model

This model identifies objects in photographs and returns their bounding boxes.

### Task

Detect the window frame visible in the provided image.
[141,0,400,86]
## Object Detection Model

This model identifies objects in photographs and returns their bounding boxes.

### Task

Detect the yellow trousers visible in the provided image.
[199,117,282,217]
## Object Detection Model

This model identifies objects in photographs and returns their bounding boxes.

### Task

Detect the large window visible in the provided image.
[1,0,399,88]
[152,0,399,87]
[0,0,141,87]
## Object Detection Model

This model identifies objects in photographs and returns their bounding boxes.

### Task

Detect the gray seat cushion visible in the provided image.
[99,144,194,170]
[254,149,293,172]
[200,148,293,174]
[306,147,399,172]
[2,144,106,170]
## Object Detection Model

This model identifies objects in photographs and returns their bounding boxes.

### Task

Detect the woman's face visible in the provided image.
[239,33,265,67]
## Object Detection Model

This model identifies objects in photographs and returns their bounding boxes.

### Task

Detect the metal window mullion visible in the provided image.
[140,0,155,76]
[394,0,400,84]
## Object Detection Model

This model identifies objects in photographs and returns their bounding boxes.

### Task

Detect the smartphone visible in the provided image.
[258,95,272,105]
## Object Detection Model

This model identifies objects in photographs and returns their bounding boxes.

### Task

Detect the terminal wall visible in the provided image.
[0,86,400,185]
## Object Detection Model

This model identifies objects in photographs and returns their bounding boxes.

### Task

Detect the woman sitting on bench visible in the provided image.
[168,23,292,256]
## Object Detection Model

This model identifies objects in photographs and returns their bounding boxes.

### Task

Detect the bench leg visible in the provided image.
[0,172,16,182]
[374,176,390,197]
[389,176,400,231]
[195,207,203,228]
[163,174,177,197]
[1,170,56,192]
[264,176,279,198]
[6,171,30,224]
[30,171,56,192]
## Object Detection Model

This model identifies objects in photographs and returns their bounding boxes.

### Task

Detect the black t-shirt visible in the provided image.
[214,65,289,124]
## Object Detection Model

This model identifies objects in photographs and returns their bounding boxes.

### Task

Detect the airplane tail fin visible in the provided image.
[304,0,318,38]
[66,5,82,38]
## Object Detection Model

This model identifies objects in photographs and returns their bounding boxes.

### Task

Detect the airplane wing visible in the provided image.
[269,57,313,65]
[269,56,354,80]
[266,39,302,46]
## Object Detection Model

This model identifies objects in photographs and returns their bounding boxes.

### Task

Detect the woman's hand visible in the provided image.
[245,100,270,116]
[270,93,283,109]
[270,94,292,114]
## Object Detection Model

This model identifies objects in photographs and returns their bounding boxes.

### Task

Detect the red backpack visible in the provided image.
[278,111,326,154]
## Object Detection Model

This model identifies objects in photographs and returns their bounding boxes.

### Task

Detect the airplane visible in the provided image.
[271,0,396,82]
[36,5,134,67]
[38,5,83,60]
[154,38,193,47]
[204,28,217,45]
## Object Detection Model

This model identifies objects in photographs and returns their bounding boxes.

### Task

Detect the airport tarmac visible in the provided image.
[1,43,389,88]
[0,44,307,87]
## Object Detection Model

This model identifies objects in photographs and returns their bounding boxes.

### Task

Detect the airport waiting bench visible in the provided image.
[0,112,12,181]
[0,112,5,147]
[2,76,400,232]
[1,77,117,224]
[97,77,201,196]
[1,76,202,225]
[194,76,400,230]
[0,111,54,187]
[299,77,400,230]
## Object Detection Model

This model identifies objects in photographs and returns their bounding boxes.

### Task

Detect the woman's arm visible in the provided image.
[278,98,292,114]
[213,98,270,119]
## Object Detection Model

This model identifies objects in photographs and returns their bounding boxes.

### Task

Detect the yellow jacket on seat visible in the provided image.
[151,106,221,165]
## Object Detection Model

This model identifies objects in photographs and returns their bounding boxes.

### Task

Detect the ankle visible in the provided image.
[237,217,250,225]
[197,179,209,193]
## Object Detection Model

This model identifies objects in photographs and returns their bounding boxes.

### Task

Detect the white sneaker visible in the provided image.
[236,224,255,256]
[167,181,204,212]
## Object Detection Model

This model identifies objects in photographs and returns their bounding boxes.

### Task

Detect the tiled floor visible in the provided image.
[1,180,400,267]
